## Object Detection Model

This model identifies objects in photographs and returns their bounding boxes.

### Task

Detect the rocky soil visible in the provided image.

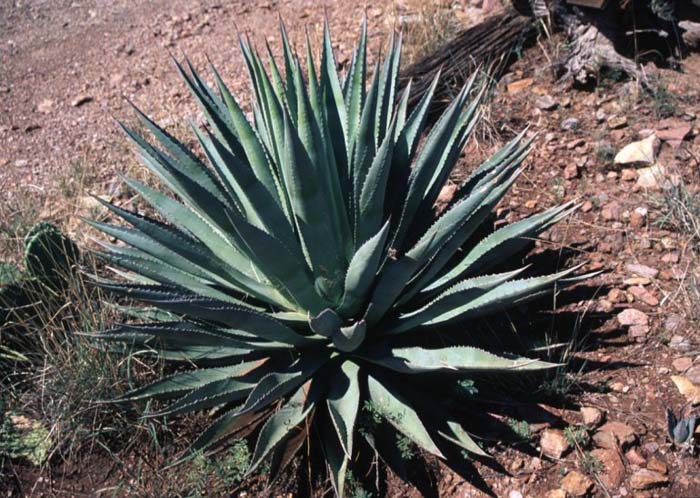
[2,1,700,497]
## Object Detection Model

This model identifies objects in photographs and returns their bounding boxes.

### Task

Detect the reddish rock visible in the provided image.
[602,201,620,221]
[561,470,594,497]
[540,429,571,459]
[581,406,604,427]
[595,422,637,450]
[630,469,669,490]
[617,309,649,327]
[628,286,659,306]
[625,264,659,279]
[591,448,625,488]
[564,163,579,180]
[672,357,693,372]
[646,456,667,475]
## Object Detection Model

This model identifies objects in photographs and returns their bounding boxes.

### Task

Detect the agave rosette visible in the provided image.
[90,21,586,495]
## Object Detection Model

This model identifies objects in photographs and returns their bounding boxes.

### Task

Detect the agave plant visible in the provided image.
[89,21,587,495]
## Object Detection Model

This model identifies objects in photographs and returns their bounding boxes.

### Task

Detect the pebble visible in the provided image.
[608,115,628,129]
[602,201,620,220]
[581,406,604,427]
[561,117,580,131]
[617,308,649,326]
[669,334,691,352]
[561,470,594,497]
[563,163,579,179]
[535,95,558,111]
[540,429,570,459]
[625,264,659,279]
[614,135,658,165]
[591,448,625,488]
[629,469,669,490]
[672,357,693,372]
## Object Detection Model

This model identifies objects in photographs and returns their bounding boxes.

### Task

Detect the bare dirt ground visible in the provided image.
[2,1,700,497]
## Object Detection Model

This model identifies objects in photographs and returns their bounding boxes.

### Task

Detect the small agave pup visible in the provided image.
[90,20,589,496]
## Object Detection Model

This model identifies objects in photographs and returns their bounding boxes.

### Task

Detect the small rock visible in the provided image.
[535,95,558,111]
[617,309,649,327]
[629,325,650,339]
[609,382,627,393]
[629,469,669,490]
[561,470,594,497]
[581,201,593,212]
[629,207,647,228]
[672,357,693,372]
[596,422,637,450]
[625,264,659,279]
[592,448,625,488]
[525,199,538,209]
[508,491,523,498]
[581,406,604,427]
[625,447,647,466]
[564,163,579,179]
[14,159,28,167]
[601,201,620,221]
[608,115,628,129]
[636,164,667,189]
[71,95,93,107]
[669,334,691,352]
[628,286,659,306]
[614,135,658,165]
[657,118,691,147]
[646,456,667,475]
[685,365,700,384]
[540,428,570,459]
[507,78,533,94]
[561,117,580,131]
[37,98,54,114]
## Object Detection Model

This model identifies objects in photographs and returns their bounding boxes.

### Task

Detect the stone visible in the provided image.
[628,286,658,306]
[610,381,626,393]
[564,163,579,179]
[629,325,650,339]
[535,95,558,111]
[561,117,580,131]
[672,357,693,372]
[646,456,667,474]
[540,428,570,459]
[508,491,523,498]
[625,264,658,279]
[561,470,594,497]
[629,469,669,490]
[625,447,646,466]
[608,115,628,129]
[597,422,637,449]
[507,78,533,94]
[601,201,620,221]
[71,95,93,107]
[581,201,593,212]
[629,207,647,228]
[37,98,54,114]
[591,448,625,489]
[685,365,700,384]
[669,334,691,352]
[617,309,649,327]
[636,164,666,189]
[614,135,657,165]
[656,118,691,147]
[581,406,604,427]
[593,430,618,450]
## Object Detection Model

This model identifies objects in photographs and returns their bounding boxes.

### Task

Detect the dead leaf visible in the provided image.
[671,375,700,405]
